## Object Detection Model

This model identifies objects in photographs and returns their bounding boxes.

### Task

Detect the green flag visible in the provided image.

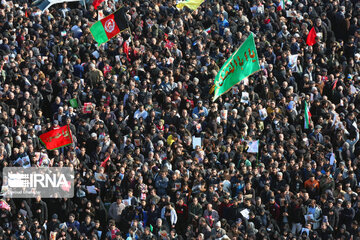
[304,101,311,129]
[150,224,153,232]
[69,98,78,108]
[213,33,260,101]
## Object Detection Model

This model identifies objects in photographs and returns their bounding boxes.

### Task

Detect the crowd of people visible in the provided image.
[0,0,360,239]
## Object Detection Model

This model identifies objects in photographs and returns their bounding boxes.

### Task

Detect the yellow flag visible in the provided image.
[176,0,204,10]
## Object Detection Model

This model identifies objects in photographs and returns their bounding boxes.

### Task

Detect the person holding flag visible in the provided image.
[90,7,129,46]
[212,33,260,101]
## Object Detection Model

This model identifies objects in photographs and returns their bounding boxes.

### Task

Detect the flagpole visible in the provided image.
[256,140,259,166]
[124,10,136,50]
[114,3,134,50]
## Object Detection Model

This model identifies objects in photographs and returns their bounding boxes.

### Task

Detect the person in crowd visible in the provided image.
[0,0,360,239]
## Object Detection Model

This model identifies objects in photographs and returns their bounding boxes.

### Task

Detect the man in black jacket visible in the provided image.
[289,199,306,235]
[340,201,355,230]
[31,196,48,226]
[317,221,334,239]
[47,214,60,234]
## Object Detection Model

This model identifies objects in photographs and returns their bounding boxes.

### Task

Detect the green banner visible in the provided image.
[213,33,260,101]
[70,98,78,108]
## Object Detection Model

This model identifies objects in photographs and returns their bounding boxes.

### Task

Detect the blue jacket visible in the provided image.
[155,176,169,196]
[66,220,80,230]
[73,64,85,78]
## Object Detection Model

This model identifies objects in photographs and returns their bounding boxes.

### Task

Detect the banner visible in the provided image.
[176,0,204,10]
[213,33,260,101]
[165,40,175,49]
[39,125,73,150]
[164,33,175,49]
[69,98,78,108]
[98,10,105,20]
[247,140,259,153]
[288,54,298,70]
[0,199,11,211]
[14,156,31,168]
[83,102,93,113]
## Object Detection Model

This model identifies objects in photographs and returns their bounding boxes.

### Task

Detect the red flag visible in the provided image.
[133,48,138,57]
[165,40,175,49]
[164,33,175,49]
[0,199,11,211]
[92,0,105,10]
[332,79,338,90]
[306,27,317,46]
[25,10,28,18]
[100,154,111,171]
[39,125,73,150]
[123,41,131,61]
[204,27,212,34]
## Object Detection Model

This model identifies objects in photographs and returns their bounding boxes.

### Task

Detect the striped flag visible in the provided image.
[90,7,128,46]
[277,0,285,11]
[304,101,311,129]
[204,27,211,34]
